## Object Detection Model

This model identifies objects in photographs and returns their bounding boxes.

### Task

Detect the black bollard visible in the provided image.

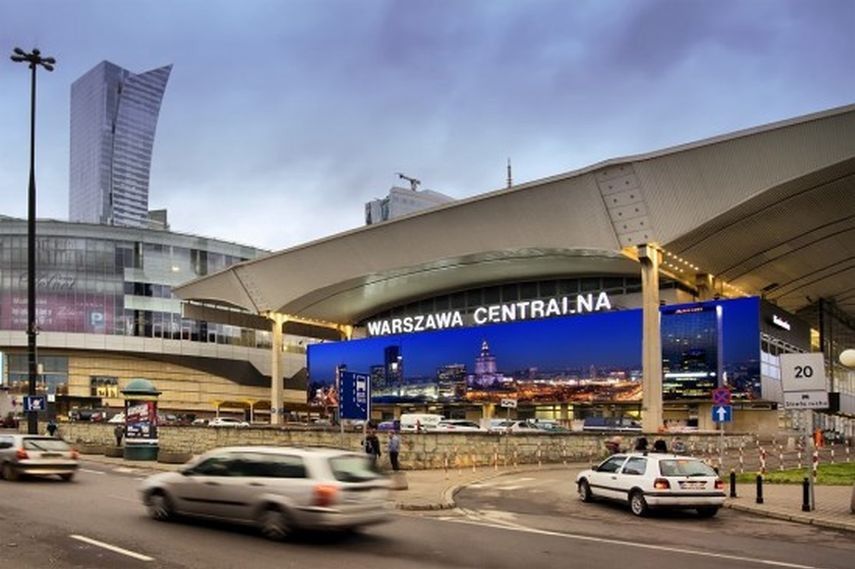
[801,477,811,512]
[755,474,764,504]
[729,470,737,498]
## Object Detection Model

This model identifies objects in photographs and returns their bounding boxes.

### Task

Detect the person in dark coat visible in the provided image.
[114,424,124,446]
[652,438,668,453]
[364,429,381,467]
[634,437,649,452]
[46,421,58,437]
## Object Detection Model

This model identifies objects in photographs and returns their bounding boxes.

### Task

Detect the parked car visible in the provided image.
[377,420,399,432]
[139,446,391,538]
[399,413,444,432]
[191,418,209,426]
[434,420,483,432]
[581,417,642,432]
[489,419,543,434]
[108,413,125,424]
[575,453,725,517]
[533,420,571,433]
[208,417,250,428]
[0,434,79,482]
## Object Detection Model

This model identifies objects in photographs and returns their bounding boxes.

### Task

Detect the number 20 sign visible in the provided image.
[780,353,826,393]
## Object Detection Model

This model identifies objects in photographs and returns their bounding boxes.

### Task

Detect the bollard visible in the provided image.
[755,474,764,504]
[801,477,811,512]
[729,470,737,498]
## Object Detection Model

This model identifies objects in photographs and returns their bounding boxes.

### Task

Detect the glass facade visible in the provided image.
[0,218,270,350]
[69,61,172,228]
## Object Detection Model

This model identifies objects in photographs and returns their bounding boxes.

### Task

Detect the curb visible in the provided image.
[395,463,576,511]
[724,502,855,533]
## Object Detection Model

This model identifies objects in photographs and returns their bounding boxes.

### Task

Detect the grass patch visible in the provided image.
[734,462,855,485]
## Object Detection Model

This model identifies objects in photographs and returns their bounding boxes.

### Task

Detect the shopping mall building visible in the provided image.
[0,217,309,421]
[3,105,854,433]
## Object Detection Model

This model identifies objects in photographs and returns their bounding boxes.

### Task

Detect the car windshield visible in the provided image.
[329,455,383,482]
[23,438,71,452]
[658,459,717,477]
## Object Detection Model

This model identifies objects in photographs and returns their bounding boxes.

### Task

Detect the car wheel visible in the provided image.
[59,473,75,482]
[696,506,719,518]
[578,479,593,502]
[259,507,292,541]
[629,490,648,517]
[147,491,174,521]
[2,463,19,482]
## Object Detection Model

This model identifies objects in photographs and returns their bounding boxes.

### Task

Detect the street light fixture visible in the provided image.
[10,47,56,434]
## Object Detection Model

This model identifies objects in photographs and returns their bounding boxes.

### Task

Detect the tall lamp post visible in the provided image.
[10,47,55,434]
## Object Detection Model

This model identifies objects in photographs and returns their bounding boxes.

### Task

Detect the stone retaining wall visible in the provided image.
[53,422,756,470]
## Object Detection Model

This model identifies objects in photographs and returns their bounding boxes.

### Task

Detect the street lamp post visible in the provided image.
[10,47,55,435]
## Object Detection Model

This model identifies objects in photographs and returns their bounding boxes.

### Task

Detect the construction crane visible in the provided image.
[396,172,421,191]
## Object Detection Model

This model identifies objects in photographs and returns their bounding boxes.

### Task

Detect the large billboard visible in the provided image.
[307,296,762,406]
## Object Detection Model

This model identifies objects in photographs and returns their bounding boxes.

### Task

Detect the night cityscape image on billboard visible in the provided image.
[307,296,763,407]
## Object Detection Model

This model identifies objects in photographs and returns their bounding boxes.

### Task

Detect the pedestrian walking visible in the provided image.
[388,432,401,471]
[634,436,649,452]
[364,429,381,468]
[114,424,124,447]
[46,421,58,437]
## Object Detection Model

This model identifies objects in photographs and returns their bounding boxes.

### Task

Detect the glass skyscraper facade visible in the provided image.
[69,61,172,228]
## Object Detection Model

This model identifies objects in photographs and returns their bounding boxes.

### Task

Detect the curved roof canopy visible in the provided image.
[175,104,855,325]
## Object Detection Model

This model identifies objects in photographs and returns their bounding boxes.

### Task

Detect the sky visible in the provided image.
[1,0,853,251]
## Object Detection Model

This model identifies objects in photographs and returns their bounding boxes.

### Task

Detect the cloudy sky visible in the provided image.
[1,0,853,250]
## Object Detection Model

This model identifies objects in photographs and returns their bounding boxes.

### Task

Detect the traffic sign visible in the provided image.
[500,398,518,409]
[339,371,370,420]
[780,353,828,410]
[712,387,732,406]
[711,404,732,423]
[23,396,46,412]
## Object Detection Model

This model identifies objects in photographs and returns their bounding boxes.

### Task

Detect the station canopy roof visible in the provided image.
[175,104,855,327]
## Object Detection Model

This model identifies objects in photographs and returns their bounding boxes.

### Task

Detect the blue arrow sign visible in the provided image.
[712,404,732,423]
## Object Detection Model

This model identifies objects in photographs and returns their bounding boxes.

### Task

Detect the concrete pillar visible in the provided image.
[639,244,663,433]
[695,273,715,301]
[270,314,284,426]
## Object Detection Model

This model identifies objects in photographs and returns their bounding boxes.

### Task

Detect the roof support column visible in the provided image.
[270,313,285,426]
[639,244,663,433]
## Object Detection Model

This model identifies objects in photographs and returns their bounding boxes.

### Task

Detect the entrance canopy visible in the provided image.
[175,105,855,326]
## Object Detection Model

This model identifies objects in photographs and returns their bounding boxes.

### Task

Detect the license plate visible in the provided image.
[679,481,706,489]
[41,453,61,458]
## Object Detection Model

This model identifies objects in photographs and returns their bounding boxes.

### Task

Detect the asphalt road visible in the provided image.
[0,462,852,569]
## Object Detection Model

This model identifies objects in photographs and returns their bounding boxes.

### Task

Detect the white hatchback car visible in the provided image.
[575,453,725,517]
[207,417,250,428]
[140,446,390,539]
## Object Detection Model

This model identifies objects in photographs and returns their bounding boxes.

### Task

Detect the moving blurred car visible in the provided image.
[575,453,725,517]
[139,446,390,539]
[108,412,125,424]
[434,420,483,432]
[0,434,79,482]
[489,419,542,433]
[208,417,250,428]
[376,420,399,432]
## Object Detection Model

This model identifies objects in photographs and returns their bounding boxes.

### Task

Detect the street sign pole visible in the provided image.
[807,409,815,511]
[336,365,344,449]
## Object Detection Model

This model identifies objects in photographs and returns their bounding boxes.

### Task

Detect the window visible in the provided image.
[621,457,647,476]
[192,456,234,476]
[238,453,307,478]
[329,455,383,481]
[597,456,627,473]
[659,459,717,477]
[90,376,119,398]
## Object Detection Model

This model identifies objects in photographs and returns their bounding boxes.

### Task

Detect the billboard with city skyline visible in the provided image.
[307,297,761,407]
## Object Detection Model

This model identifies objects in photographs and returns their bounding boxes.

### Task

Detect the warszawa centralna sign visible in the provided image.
[366,291,613,337]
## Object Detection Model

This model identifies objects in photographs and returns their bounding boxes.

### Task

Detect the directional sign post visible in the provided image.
[23,395,46,413]
[712,405,732,423]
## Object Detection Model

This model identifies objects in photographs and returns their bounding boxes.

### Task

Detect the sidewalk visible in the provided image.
[725,482,855,533]
[79,455,855,532]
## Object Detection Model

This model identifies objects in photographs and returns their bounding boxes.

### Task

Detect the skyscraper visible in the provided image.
[69,61,172,227]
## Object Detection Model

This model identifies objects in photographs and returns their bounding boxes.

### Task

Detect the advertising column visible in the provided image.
[120,378,161,461]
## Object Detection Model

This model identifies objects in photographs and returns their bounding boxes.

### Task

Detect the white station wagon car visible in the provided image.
[140,446,390,539]
[575,453,725,517]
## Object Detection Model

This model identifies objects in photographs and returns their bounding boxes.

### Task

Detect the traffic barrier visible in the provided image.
[756,474,764,504]
[738,446,744,474]
[759,448,767,475]
[778,448,784,471]
[729,470,737,498]
[802,477,811,512]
